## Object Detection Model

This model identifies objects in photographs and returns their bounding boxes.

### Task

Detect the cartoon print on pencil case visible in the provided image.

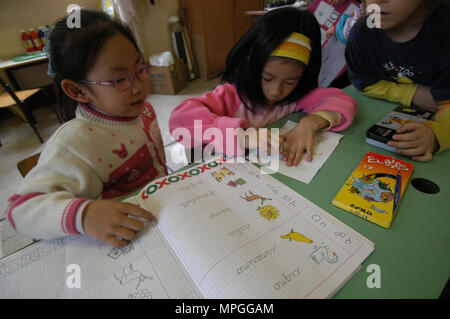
[380,116,412,126]
[281,229,313,244]
[257,204,280,221]
[371,204,389,214]
[310,242,338,265]
[211,167,235,182]
[114,263,153,290]
[348,174,394,203]
[240,190,272,205]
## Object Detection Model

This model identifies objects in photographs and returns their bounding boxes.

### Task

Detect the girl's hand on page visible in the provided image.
[240,128,283,155]
[282,115,328,166]
[256,128,284,155]
[82,200,156,248]
[387,122,438,162]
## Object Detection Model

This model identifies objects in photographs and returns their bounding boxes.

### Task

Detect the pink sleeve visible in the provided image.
[294,87,358,131]
[169,83,250,156]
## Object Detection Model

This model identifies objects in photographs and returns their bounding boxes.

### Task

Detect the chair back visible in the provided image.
[17,153,41,177]
[0,77,22,105]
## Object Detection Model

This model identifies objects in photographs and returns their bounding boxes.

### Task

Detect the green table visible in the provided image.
[267,85,449,298]
[123,85,448,298]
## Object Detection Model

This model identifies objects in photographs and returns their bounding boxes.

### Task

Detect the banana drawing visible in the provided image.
[281,229,313,244]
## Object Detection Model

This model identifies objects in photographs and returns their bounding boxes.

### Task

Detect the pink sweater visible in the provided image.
[169,83,358,156]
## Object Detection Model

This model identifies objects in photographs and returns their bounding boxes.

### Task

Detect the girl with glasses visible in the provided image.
[6,10,167,248]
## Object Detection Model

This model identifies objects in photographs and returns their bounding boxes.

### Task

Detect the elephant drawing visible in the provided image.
[310,243,338,264]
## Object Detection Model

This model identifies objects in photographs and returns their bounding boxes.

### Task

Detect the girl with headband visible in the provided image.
[169,7,358,166]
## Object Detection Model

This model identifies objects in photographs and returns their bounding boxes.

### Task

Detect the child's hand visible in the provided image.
[411,86,439,112]
[282,115,329,166]
[387,122,438,162]
[82,200,156,248]
[241,128,284,155]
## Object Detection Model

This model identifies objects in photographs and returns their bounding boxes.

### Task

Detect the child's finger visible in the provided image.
[113,226,137,241]
[394,123,421,135]
[391,130,420,143]
[279,140,285,154]
[412,151,433,162]
[283,143,292,162]
[388,138,421,150]
[305,137,314,162]
[396,146,425,157]
[293,146,305,166]
[286,147,296,166]
[120,215,146,232]
[121,203,156,221]
[106,235,129,248]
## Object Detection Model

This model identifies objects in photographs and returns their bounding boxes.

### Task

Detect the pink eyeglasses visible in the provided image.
[80,63,151,91]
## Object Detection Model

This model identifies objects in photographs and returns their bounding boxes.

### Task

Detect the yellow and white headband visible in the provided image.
[271,32,312,66]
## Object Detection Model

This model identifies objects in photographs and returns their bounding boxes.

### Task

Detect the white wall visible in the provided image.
[0,0,180,61]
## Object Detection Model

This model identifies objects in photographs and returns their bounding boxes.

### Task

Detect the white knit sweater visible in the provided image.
[6,102,167,240]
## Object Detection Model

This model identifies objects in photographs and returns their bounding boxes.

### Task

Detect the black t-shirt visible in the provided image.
[345,8,450,102]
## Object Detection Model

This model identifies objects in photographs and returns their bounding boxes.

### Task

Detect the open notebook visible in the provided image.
[0,157,373,298]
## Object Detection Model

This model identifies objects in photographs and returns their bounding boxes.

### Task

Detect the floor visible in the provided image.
[0,76,222,220]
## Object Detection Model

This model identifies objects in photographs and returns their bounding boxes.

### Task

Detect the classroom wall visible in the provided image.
[136,0,180,60]
[0,0,98,59]
[0,0,180,61]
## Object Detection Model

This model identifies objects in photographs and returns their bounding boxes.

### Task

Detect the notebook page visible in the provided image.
[0,206,201,298]
[137,157,374,298]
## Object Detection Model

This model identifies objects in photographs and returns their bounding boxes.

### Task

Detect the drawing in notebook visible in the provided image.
[0,156,374,299]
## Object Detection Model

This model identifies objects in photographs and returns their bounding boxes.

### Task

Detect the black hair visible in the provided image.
[222,7,322,113]
[47,9,142,121]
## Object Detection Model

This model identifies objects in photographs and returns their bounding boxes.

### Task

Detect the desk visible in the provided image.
[268,85,449,298]
[0,53,51,90]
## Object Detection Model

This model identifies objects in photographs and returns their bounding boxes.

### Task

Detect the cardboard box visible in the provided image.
[149,58,187,94]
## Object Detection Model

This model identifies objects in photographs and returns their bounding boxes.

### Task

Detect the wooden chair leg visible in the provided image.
[43,89,63,123]
[18,101,43,143]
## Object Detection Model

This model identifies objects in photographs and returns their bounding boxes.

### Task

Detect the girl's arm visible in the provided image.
[281,87,357,166]
[361,80,419,107]
[6,144,154,246]
[295,87,358,131]
[6,143,102,240]
[169,83,249,156]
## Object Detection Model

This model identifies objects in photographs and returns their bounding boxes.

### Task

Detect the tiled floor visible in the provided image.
[0,76,222,219]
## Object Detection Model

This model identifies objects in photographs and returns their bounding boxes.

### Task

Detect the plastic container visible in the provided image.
[29,28,43,51]
[38,26,48,46]
[21,30,35,54]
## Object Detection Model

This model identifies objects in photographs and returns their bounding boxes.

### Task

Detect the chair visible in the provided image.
[17,153,41,177]
[0,76,62,145]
